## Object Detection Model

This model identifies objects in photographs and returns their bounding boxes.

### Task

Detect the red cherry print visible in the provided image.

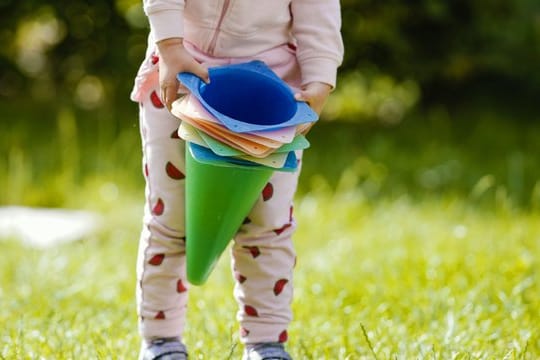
[170,129,181,139]
[151,54,159,65]
[274,223,292,235]
[150,90,164,108]
[234,271,247,284]
[262,182,273,201]
[149,253,165,266]
[240,327,250,337]
[243,246,260,258]
[144,163,149,177]
[289,206,294,222]
[166,161,185,180]
[278,330,288,343]
[155,311,166,319]
[152,198,164,215]
[273,279,288,296]
[177,279,187,293]
[244,305,259,317]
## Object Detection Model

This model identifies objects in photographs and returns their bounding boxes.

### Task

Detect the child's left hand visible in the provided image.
[294,82,333,115]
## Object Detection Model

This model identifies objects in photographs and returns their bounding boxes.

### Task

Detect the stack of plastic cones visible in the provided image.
[170,60,318,285]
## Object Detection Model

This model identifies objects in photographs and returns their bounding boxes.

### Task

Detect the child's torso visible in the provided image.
[182,0,293,57]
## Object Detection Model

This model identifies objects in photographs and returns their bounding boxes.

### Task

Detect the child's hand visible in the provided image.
[156,38,209,110]
[294,82,332,115]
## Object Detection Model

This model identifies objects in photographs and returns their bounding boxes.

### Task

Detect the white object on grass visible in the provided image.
[0,206,102,248]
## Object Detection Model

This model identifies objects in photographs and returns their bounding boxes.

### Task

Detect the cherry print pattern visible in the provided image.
[137,62,299,350]
[244,305,259,317]
[150,90,165,108]
[152,198,165,215]
[155,311,166,319]
[273,279,288,296]
[148,253,165,266]
[240,327,250,337]
[243,246,261,258]
[273,205,294,234]
[166,161,185,180]
[262,182,273,201]
[234,271,247,284]
[176,279,187,293]
[273,222,292,235]
[278,330,288,343]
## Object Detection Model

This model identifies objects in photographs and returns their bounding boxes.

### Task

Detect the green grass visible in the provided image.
[2,105,540,358]
[1,190,539,359]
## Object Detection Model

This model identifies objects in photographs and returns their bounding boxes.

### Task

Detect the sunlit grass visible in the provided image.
[2,104,540,358]
[293,189,540,359]
[1,186,540,359]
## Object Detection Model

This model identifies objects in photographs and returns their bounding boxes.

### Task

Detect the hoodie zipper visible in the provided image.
[207,0,231,55]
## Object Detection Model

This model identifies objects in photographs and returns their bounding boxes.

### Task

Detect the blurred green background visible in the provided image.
[1,0,539,208]
[2,1,540,358]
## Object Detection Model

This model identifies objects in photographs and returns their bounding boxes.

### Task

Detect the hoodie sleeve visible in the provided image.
[143,0,185,42]
[290,0,344,88]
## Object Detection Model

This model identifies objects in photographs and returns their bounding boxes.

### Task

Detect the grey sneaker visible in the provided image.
[140,338,188,360]
[242,342,292,360]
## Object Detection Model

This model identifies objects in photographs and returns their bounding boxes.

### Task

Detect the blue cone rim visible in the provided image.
[178,60,318,133]
[188,142,298,172]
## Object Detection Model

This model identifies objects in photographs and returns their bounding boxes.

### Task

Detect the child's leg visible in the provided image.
[136,92,189,341]
[231,157,302,345]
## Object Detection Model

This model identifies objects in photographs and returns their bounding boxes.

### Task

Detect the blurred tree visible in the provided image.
[340,0,540,109]
[0,0,538,123]
[0,0,147,117]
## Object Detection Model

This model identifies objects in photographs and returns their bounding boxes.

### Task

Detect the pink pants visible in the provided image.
[134,43,302,345]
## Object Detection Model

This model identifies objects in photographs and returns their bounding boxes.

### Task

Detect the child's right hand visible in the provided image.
[156,38,209,110]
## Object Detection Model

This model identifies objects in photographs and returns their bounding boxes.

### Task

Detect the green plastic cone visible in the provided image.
[185,143,273,285]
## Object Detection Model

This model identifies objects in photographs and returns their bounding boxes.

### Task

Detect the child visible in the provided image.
[131,1,343,359]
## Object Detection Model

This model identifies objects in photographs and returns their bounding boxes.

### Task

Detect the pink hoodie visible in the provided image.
[132,0,344,101]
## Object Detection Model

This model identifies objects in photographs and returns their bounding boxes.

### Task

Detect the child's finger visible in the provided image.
[178,82,189,94]
[185,60,210,84]
[294,91,310,104]
[161,81,179,110]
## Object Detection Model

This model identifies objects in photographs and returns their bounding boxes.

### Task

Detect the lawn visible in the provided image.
[1,108,540,359]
